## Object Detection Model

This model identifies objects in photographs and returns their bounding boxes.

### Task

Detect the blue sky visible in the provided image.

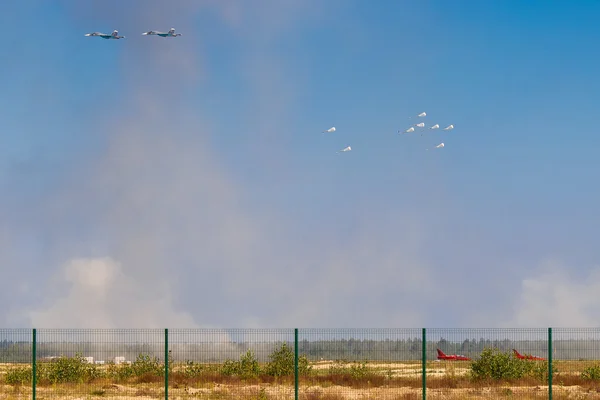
[1,0,600,329]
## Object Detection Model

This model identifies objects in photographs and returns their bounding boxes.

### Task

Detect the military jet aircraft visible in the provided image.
[436,349,471,361]
[513,349,546,361]
[142,28,182,37]
[85,30,125,39]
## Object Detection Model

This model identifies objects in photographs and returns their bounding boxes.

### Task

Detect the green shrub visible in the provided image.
[531,360,557,382]
[348,360,370,379]
[257,388,268,400]
[328,359,351,375]
[327,359,373,379]
[581,365,600,380]
[470,347,554,382]
[103,353,164,382]
[131,354,163,377]
[221,350,260,378]
[264,343,312,377]
[5,366,32,385]
[106,361,133,382]
[38,353,100,384]
[182,360,204,378]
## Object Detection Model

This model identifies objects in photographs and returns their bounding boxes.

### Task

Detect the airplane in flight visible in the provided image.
[513,349,546,361]
[436,349,471,361]
[142,28,182,37]
[85,30,125,39]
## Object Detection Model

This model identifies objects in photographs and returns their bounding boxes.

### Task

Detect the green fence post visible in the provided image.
[165,328,169,400]
[422,328,426,400]
[294,328,299,400]
[548,327,552,400]
[32,328,36,400]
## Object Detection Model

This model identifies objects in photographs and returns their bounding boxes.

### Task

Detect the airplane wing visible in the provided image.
[166,28,181,37]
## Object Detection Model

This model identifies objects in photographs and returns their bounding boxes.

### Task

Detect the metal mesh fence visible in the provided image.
[0,329,32,400]
[168,329,294,399]
[552,327,600,396]
[36,329,165,400]
[426,328,549,399]
[2,328,600,399]
[0,329,31,363]
[297,328,423,399]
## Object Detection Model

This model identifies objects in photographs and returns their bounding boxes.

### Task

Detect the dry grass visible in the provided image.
[2,360,600,399]
[4,382,600,399]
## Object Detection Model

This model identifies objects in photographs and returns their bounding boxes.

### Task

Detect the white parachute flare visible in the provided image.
[323,127,336,133]
[430,124,439,130]
[426,142,445,151]
[401,127,415,134]
[414,122,425,128]
[408,111,427,120]
[337,146,352,154]
[443,124,454,131]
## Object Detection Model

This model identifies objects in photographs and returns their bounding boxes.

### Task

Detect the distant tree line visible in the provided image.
[3,337,600,363]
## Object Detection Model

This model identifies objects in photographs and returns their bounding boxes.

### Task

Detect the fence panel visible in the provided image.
[552,327,600,396]
[426,328,549,399]
[35,329,165,400]
[297,328,423,399]
[0,328,32,400]
[168,328,294,399]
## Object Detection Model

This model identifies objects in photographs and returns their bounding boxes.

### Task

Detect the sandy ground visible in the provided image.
[1,360,598,399]
[3,383,600,400]
[311,360,471,378]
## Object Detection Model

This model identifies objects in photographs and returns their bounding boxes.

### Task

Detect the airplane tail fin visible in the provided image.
[437,349,446,357]
[513,349,522,358]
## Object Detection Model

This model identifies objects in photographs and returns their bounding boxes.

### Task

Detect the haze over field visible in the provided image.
[1,0,600,329]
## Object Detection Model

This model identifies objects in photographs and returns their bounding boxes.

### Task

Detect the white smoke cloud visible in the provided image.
[28,257,197,329]
[505,260,600,327]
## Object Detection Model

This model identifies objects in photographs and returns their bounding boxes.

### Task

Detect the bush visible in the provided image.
[104,353,164,382]
[581,365,600,380]
[131,354,163,377]
[348,361,370,379]
[219,344,313,379]
[264,343,312,377]
[182,360,204,378]
[5,366,32,385]
[327,359,374,379]
[6,354,103,386]
[221,350,261,378]
[38,353,100,384]
[106,362,134,382]
[531,359,556,382]
[470,348,555,382]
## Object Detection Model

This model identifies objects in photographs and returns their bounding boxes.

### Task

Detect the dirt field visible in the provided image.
[2,360,600,399]
[3,382,600,400]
